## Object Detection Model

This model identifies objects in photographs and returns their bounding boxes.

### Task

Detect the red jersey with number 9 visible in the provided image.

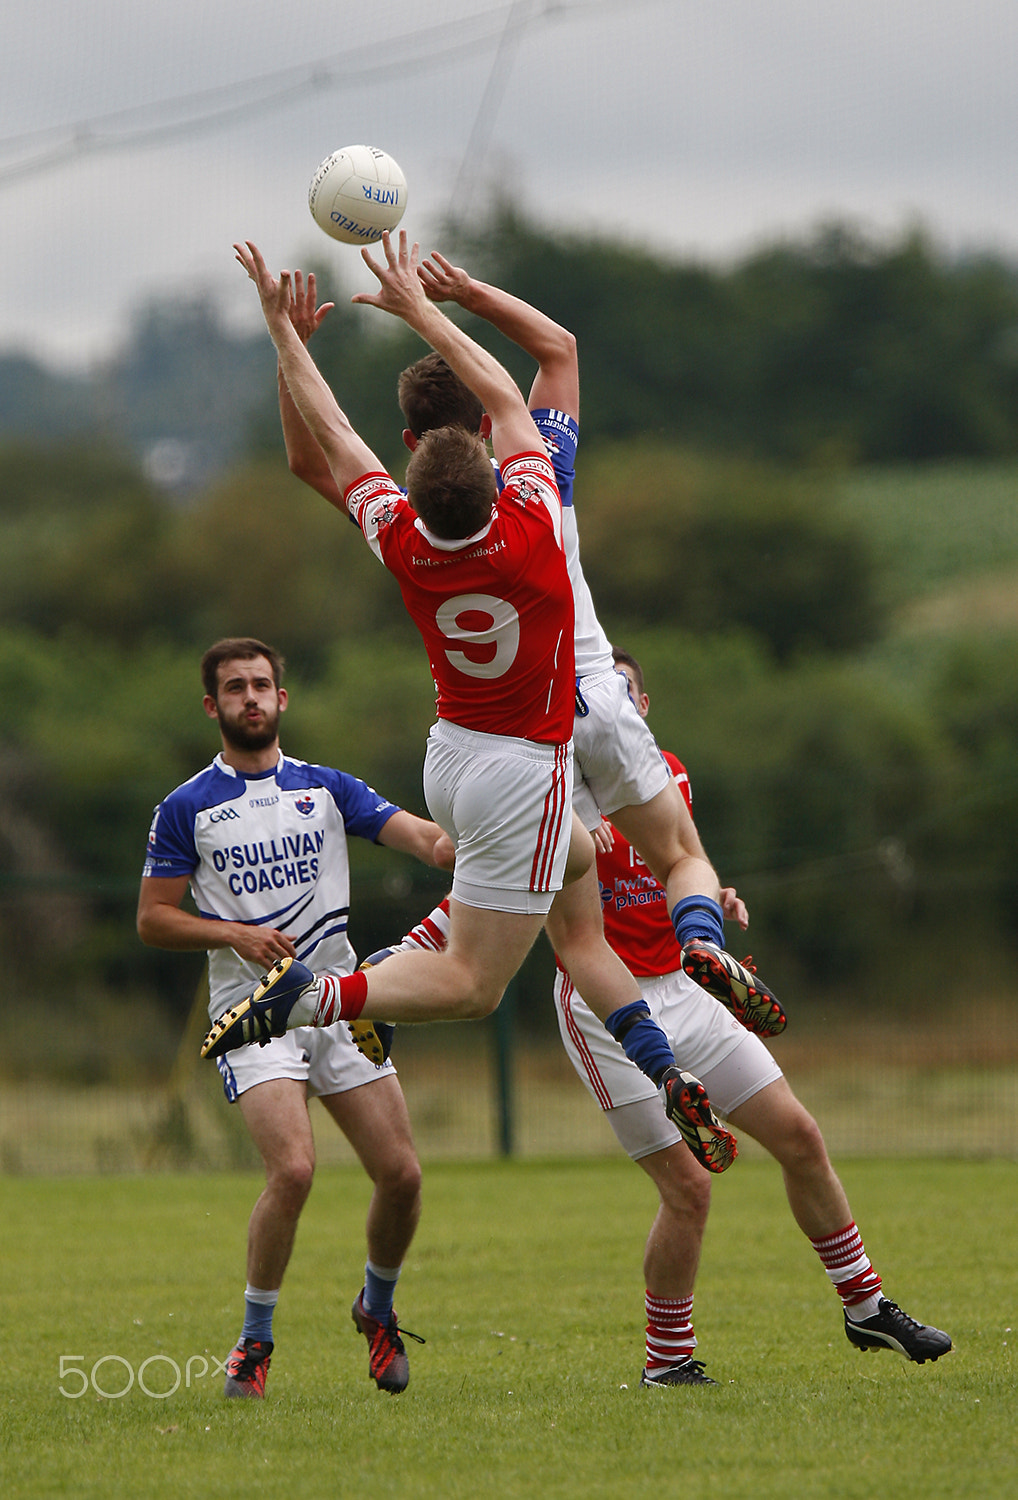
[345,452,575,745]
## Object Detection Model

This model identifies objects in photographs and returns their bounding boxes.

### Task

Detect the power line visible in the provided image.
[448,0,542,219]
[0,0,670,190]
[0,2,605,189]
[0,9,515,150]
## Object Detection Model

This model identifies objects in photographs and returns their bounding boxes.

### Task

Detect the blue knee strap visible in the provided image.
[604,1001,675,1086]
[670,896,725,948]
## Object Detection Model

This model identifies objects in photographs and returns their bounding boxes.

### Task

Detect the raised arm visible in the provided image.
[354,232,541,467]
[235,241,383,501]
[417,251,578,419]
[276,269,345,510]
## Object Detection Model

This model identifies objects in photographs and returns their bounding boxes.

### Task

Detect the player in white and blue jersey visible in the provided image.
[138,637,450,1398]
[145,741,401,1028]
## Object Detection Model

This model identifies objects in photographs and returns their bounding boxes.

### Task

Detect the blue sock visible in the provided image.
[363,1260,402,1323]
[604,1001,675,1086]
[240,1285,278,1345]
[671,896,725,949]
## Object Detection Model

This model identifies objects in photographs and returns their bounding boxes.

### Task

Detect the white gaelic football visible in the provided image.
[308,145,407,245]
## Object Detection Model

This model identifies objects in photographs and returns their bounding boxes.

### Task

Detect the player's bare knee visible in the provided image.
[643,1143,712,1224]
[447,965,506,1017]
[777,1106,829,1173]
[661,1167,711,1227]
[459,986,503,1019]
[688,1170,712,1224]
[377,1153,422,1207]
[268,1152,315,1209]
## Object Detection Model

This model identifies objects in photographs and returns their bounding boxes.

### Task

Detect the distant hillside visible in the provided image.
[0,354,96,443]
[835,461,1018,605]
[4,217,1018,497]
[0,300,274,494]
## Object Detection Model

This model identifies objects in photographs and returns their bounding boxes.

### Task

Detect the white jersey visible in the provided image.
[529,409,667,825]
[531,409,614,681]
[143,750,400,1019]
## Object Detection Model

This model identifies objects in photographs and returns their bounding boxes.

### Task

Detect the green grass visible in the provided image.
[2,1157,1014,1499]
[835,460,1018,602]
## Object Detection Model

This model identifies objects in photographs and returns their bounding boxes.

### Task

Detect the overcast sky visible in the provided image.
[2,0,1016,370]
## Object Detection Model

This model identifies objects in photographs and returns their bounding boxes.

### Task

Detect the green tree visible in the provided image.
[0,440,180,644]
[449,210,1018,463]
[620,632,963,994]
[164,457,418,671]
[930,634,1018,939]
[573,442,884,660]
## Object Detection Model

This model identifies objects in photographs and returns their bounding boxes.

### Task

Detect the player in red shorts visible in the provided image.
[206,234,731,1168]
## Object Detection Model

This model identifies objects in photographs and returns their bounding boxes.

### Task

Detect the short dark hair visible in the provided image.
[405,425,496,540]
[200,638,285,698]
[612,648,645,697]
[398,352,485,439]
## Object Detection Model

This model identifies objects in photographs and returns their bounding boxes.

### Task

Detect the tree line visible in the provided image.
[258,211,1018,469]
[3,209,1018,1075]
[1,428,1016,1070]
[2,213,1018,492]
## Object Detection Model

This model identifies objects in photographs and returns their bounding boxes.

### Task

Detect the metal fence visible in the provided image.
[2,990,1015,1176]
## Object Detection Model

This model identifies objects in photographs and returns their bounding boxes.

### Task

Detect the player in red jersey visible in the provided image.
[379,650,952,1382]
[256,248,736,1169]
[208,235,727,1165]
[403,254,785,1042]
[553,651,951,1384]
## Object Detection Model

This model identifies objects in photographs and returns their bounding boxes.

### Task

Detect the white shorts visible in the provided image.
[554,965,783,1159]
[572,671,671,832]
[423,719,572,915]
[215,1024,395,1103]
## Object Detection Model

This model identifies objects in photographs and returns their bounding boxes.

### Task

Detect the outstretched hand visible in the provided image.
[353,230,429,323]
[720,886,749,931]
[233,241,294,335]
[418,250,472,305]
[289,269,334,344]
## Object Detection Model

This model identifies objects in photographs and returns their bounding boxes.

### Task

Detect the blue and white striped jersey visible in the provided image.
[143,750,400,1018]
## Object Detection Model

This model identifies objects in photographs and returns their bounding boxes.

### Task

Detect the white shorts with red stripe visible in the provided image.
[423,718,573,916]
[553,964,782,1159]
[572,670,671,832]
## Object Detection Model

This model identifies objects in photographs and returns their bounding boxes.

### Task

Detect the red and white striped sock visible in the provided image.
[401,899,451,953]
[311,971,368,1027]
[810,1221,882,1320]
[645,1292,696,1374]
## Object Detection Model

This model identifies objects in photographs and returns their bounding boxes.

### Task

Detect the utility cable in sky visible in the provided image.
[0,1,655,189]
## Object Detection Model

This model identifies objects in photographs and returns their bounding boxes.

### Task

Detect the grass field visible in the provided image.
[835,460,1018,602]
[2,1156,1014,1499]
